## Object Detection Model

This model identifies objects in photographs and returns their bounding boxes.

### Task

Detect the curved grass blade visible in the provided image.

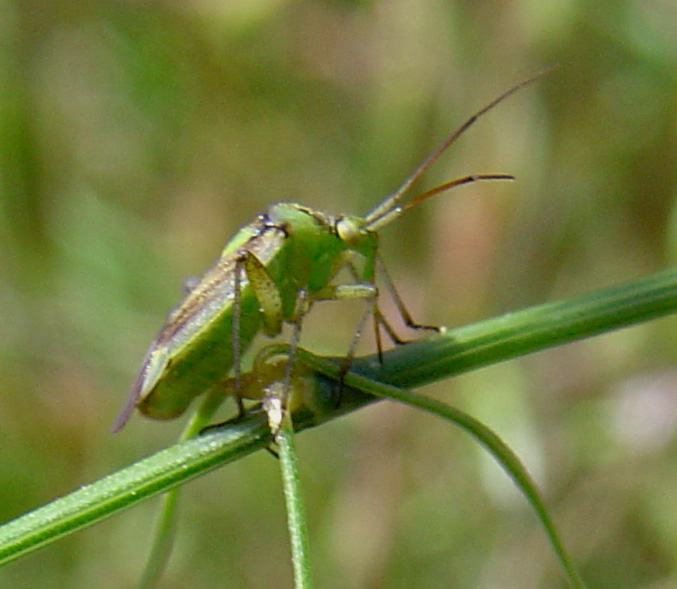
[296,349,586,589]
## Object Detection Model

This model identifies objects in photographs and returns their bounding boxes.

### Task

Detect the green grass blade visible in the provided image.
[0,414,271,567]
[351,266,677,388]
[277,416,313,589]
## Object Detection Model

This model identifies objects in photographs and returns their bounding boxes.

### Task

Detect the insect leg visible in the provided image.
[240,251,284,337]
[343,260,409,354]
[376,254,441,334]
[233,250,285,420]
[337,293,377,380]
[312,281,379,398]
[264,289,310,437]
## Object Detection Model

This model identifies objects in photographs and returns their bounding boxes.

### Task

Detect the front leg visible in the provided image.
[232,250,285,410]
[239,250,284,337]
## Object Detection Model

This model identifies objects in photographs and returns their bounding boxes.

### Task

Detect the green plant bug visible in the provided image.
[113,68,552,432]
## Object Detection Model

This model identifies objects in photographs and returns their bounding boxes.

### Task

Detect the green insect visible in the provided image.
[113,70,550,432]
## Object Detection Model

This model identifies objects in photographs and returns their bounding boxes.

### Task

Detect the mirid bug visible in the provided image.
[113,69,551,432]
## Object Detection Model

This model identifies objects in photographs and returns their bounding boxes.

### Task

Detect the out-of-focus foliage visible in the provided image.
[1,1,676,587]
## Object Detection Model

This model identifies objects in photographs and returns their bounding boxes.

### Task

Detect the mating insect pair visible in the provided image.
[113,69,551,435]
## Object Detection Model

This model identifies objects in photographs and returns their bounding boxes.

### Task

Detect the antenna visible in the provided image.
[365,65,555,231]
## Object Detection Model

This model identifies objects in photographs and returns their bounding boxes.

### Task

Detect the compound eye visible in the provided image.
[336,217,362,245]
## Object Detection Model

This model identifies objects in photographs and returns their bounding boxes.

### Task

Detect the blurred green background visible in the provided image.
[1,1,677,587]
